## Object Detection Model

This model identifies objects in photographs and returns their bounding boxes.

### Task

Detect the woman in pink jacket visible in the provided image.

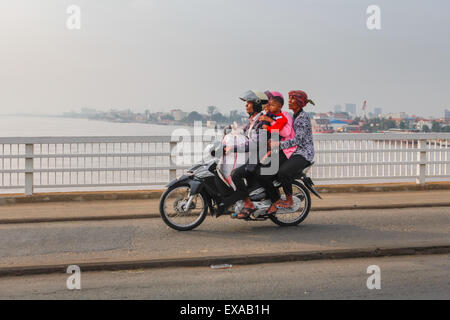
[255,91,298,211]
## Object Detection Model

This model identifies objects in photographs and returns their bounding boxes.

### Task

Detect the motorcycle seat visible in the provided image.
[293,161,314,178]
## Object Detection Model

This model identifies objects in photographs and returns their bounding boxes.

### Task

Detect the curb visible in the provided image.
[1,244,449,277]
[1,182,450,205]
[0,214,160,225]
[313,202,450,211]
[1,202,450,225]
[317,182,450,194]
[0,190,164,205]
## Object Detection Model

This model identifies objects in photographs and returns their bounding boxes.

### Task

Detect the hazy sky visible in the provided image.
[1,0,449,117]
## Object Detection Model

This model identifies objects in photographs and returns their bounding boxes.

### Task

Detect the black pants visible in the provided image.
[278,153,311,195]
[256,152,311,203]
[230,164,253,201]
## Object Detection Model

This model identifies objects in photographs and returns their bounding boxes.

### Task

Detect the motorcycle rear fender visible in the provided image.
[301,176,322,199]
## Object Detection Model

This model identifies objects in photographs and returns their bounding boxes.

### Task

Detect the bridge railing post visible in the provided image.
[169,140,178,182]
[416,139,427,185]
[24,143,34,195]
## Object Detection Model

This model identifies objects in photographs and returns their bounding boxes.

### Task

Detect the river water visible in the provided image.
[0,116,193,137]
[0,116,219,193]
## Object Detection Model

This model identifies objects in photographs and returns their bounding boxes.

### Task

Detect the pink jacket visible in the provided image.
[279,111,297,159]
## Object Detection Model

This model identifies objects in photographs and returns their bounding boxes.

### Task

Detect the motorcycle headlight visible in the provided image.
[187,164,202,173]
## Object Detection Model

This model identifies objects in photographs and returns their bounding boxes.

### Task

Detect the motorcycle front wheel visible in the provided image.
[269,181,311,227]
[159,184,208,231]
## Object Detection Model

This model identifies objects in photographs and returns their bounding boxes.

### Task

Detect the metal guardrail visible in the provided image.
[0,133,449,195]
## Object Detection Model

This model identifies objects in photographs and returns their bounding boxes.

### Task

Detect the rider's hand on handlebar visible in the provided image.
[224,145,233,154]
[259,115,274,123]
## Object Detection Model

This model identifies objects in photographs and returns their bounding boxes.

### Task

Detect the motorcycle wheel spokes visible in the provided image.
[163,186,205,228]
[276,184,308,224]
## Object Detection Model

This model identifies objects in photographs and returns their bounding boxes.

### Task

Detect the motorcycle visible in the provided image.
[159,138,322,231]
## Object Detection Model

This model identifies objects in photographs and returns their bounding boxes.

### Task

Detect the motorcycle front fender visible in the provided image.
[166,175,203,195]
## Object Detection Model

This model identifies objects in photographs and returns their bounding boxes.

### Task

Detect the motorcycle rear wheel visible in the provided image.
[269,181,311,227]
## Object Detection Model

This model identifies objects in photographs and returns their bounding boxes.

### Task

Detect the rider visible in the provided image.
[228,90,270,219]
[265,90,315,213]
[241,90,272,141]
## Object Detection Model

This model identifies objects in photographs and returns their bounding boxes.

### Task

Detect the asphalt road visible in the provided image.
[0,254,448,299]
[0,206,449,268]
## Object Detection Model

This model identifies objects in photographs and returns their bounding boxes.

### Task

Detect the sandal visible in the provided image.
[275,196,294,209]
[275,200,293,209]
[237,207,257,219]
[264,203,278,216]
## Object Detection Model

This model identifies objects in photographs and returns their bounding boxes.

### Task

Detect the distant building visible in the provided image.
[135,114,146,122]
[445,109,450,121]
[334,105,342,113]
[342,125,362,133]
[313,113,330,120]
[329,119,348,132]
[389,112,408,119]
[345,103,357,116]
[367,112,376,119]
[171,109,187,121]
[416,119,433,131]
[333,112,351,121]
[374,108,382,116]
[312,119,334,133]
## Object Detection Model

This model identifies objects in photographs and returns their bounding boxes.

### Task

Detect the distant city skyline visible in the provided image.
[345,104,357,116]
[54,103,450,134]
[65,104,449,120]
[4,105,450,120]
[1,1,449,118]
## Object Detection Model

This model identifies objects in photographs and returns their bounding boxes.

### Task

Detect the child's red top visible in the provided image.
[265,112,288,133]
